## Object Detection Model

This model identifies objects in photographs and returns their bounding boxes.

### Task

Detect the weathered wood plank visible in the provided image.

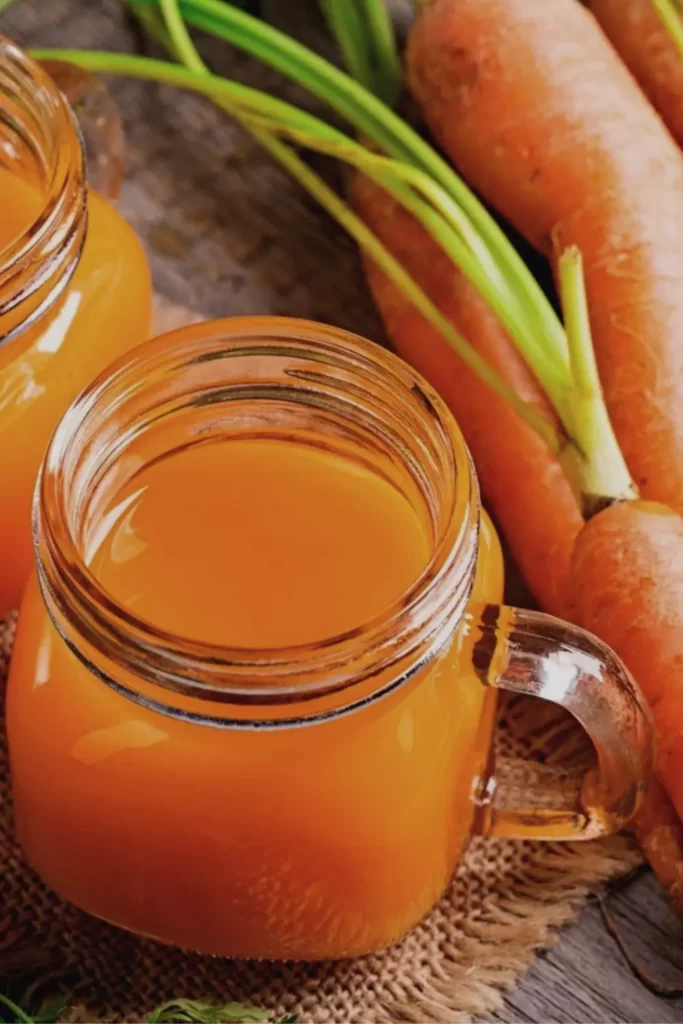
[490,873,683,1023]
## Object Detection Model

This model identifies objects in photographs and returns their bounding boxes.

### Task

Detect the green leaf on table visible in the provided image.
[146,999,275,1023]
[0,994,34,1024]
[0,990,74,1024]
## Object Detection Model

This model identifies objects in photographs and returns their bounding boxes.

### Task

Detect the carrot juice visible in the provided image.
[7,319,504,959]
[0,40,152,614]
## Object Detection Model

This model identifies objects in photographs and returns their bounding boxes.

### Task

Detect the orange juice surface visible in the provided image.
[89,439,432,647]
[0,167,152,613]
[8,434,504,959]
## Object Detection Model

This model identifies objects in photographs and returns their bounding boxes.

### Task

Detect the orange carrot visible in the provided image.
[353,175,583,618]
[570,500,683,822]
[633,779,683,915]
[588,0,683,147]
[407,0,683,514]
[569,499,683,906]
[354,188,683,901]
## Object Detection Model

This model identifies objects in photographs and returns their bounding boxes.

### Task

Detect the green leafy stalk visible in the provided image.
[319,0,378,96]
[138,0,569,410]
[153,0,634,506]
[146,998,272,1023]
[0,987,71,1024]
[125,0,570,371]
[0,991,293,1024]
[159,0,205,72]
[235,117,564,398]
[0,995,34,1024]
[126,0,565,450]
[36,2,636,507]
[557,248,637,515]
[320,0,402,105]
[652,0,683,58]
[148,0,564,446]
[252,127,559,449]
[31,45,560,446]
[355,0,402,105]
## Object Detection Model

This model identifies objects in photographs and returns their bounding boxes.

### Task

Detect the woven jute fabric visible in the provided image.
[0,295,642,1024]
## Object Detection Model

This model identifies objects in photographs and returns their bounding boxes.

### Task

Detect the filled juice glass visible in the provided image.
[6,318,654,960]
[0,38,152,613]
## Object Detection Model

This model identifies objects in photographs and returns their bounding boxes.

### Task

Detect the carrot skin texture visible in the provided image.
[634,779,683,915]
[408,0,683,513]
[588,0,683,148]
[353,175,583,618]
[570,500,683,824]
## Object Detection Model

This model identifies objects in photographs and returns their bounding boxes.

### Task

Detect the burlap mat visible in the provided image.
[0,300,642,1024]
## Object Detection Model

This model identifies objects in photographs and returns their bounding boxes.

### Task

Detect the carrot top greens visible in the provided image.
[0,991,296,1023]
[319,0,401,105]
[653,0,683,58]
[19,0,638,511]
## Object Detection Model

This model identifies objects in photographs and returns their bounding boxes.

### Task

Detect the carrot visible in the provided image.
[569,499,683,822]
[407,0,683,514]
[633,779,683,915]
[569,499,683,908]
[353,175,583,618]
[354,190,683,900]
[587,0,683,148]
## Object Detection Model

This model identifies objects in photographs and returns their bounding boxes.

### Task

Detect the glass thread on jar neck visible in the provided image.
[0,35,87,347]
[35,318,480,728]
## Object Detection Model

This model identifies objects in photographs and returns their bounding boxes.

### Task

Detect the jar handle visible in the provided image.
[39,60,126,200]
[470,604,655,840]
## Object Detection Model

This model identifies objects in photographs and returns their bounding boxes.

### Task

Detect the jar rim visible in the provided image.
[0,36,87,345]
[36,316,480,724]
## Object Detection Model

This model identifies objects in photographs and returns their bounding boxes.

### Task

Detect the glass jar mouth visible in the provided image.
[0,37,87,345]
[36,317,479,719]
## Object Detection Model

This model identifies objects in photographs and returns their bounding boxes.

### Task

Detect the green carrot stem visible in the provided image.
[249,127,561,452]
[38,36,559,449]
[35,45,569,414]
[39,25,631,505]
[319,0,378,96]
[150,0,561,450]
[236,114,569,405]
[0,994,35,1024]
[557,247,637,514]
[125,0,570,370]
[159,0,204,72]
[321,0,402,105]
[652,0,683,58]
[355,0,403,105]
[185,1,570,413]
[146,998,270,1023]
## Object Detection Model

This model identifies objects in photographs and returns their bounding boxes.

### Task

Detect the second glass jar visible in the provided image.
[0,38,152,613]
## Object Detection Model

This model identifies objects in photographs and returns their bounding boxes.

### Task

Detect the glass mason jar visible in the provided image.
[7,318,654,961]
[0,37,152,614]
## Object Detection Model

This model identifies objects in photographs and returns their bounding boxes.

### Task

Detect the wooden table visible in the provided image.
[3,1,683,1020]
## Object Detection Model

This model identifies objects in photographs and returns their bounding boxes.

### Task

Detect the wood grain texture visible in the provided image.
[2,1,683,1020]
